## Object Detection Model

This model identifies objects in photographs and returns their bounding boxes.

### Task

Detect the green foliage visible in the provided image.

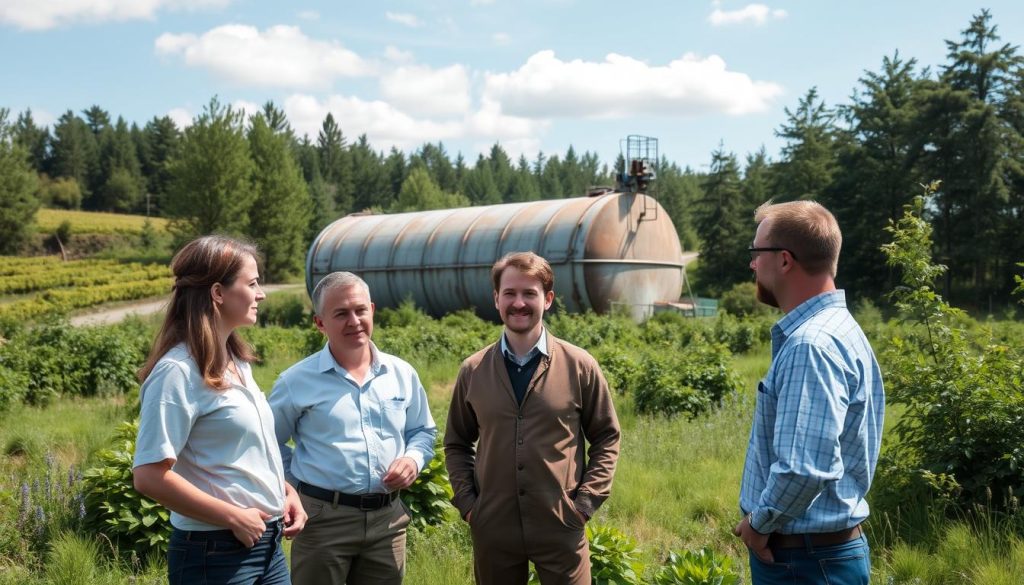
[392,166,469,212]
[652,548,740,585]
[0,319,148,407]
[82,421,171,559]
[633,343,740,419]
[693,147,752,297]
[38,176,83,209]
[877,185,1024,512]
[586,524,644,585]
[718,282,777,318]
[401,437,454,529]
[247,112,312,281]
[255,291,311,328]
[0,108,41,255]
[164,97,255,240]
[3,453,87,564]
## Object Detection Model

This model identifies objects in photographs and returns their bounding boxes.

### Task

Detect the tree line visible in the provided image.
[1,10,1022,307]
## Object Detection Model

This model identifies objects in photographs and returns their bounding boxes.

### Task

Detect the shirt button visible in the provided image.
[517,463,524,471]
[518,438,524,445]
[517,414,523,419]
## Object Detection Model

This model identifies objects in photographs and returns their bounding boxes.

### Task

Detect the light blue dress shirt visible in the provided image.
[268,342,437,494]
[739,290,885,535]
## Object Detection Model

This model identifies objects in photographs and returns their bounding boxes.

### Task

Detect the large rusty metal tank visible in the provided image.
[306,191,689,320]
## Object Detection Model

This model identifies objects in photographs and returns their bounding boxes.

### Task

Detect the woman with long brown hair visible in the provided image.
[133,235,305,584]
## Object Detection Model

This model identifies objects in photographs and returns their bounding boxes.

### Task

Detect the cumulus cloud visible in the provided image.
[282,93,545,153]
[166,107,194,129]
[379,64,471,117]
[0,0,229,30]
[483,50,782,119]
[383,45,415,64]
[385,11,421,27]
[155,24,372,89]
[708,3,787,26]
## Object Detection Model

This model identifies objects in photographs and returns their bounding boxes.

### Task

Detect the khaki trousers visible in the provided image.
[291,492,411,585]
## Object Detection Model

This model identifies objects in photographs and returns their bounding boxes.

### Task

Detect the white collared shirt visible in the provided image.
[133,343,286,531]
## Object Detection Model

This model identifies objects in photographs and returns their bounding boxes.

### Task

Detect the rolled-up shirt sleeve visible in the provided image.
[133,361,197,468]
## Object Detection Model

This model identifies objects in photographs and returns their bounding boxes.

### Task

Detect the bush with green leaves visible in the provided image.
[256,291,311,328]
[652,548,740,585]
[633,343,741,418]
[0,319,148,406]
[82,420,171,558]
[718,281,778,318]
[875,187,1024,511]
[401,437,454,529]
[528,523,643,585]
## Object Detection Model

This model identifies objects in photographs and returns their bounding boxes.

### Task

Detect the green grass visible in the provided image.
[4,321,1024,584]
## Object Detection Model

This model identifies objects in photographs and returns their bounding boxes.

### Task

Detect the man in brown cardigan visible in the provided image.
[445,251,621,585]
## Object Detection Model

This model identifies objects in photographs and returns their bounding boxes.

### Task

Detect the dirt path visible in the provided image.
[70,284,304,327]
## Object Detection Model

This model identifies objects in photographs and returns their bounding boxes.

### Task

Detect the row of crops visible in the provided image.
[35,208,170,236]
[0,256,171,329]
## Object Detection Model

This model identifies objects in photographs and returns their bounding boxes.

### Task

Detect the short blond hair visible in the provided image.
[754,200,841,277]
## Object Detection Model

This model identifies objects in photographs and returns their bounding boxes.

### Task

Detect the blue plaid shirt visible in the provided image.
[739,290,884,534]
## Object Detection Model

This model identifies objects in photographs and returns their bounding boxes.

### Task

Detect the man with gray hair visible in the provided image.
[269,271,436,584]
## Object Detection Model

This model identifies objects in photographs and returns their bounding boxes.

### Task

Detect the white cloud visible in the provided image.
[492,32,510,45]
[379,64,471,117]
[282,93,545,154]
[166,107,194,129]
[231,99,261,119]
[385,11,421,27]
[383,45,415,64]
[155,24,372,89]
[483,50,782,119]
[708,3,787,26]
[0,0,230,30]
[297,10,318,20]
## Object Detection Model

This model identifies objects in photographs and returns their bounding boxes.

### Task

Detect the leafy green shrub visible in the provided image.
[401,437,454,529]
[586,524,644,585]
[257,291,311,328]
[633,344,740,418]
[719,282,777,318]
[242,324,314,364]
[0,363,29,412]
[591,346,637,395]
[877,189,1024,511]
[82,421,170,558]
[2,452,87,564]
[0,319,146,406]
[652,548,740,585]
[547,310,638,349]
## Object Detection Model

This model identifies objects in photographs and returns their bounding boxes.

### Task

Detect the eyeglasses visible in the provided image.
[748,247,799,261]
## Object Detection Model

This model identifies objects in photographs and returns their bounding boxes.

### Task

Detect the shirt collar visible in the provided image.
[500,327,549,364]
[771,290,847,350]
[317,341,386,376]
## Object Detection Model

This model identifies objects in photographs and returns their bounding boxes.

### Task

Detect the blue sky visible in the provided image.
[2,1,1022,171]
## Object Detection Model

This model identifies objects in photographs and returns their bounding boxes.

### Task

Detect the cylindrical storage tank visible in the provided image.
[306,192,686,320]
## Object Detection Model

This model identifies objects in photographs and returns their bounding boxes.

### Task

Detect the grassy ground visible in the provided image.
[2,327,1024,583]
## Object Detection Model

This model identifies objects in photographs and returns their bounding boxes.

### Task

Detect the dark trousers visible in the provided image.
[167,520,289,585]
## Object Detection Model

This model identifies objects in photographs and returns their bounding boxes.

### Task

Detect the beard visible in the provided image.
[756,280,780,309]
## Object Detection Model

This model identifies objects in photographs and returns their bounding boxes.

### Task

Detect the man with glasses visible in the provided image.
[733,200,884,585]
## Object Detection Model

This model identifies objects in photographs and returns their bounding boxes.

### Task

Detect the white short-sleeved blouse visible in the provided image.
[133,343,286,531]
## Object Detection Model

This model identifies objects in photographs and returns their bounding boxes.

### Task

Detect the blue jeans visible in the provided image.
[167,520,290,585]
[749,534,870,585]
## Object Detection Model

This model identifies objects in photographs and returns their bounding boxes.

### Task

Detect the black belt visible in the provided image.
[298,481,398,510]
[768,524,863,549]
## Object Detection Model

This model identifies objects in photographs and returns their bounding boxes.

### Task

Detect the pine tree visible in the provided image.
[164,97,255,239]
[13,109,48,173]
[248,113,312,281]
[47,110,97,201]
[138,116,181,216]
[384,147,408,207]
[96,117,144,211]
[0,109,40,254]
[463,155,501,205]
[350,135,390,211]
[507,155,540,202]
[392,166,468,212]
[317,113,354,214]
[772,87,840,200]
[694,147,751,296]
